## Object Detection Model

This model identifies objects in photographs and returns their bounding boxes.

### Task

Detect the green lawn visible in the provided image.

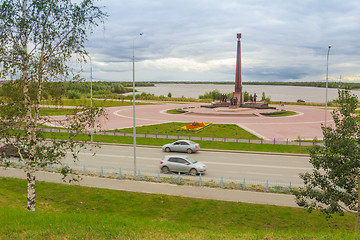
[41,98,152,107]
[43,132,309,154]
[113,122,261,140]
[264,110,297,117]
[0,177,356,239]
[166,108,186,114]
[38,107,80,116]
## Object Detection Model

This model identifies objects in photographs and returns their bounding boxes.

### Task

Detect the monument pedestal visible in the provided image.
[232,91,243,106]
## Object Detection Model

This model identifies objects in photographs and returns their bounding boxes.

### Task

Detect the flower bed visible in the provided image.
[72,109,82,115]
[177,122,212,132]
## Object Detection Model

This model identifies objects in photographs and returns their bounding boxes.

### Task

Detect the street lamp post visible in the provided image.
[325,45,331,127]
[88,55,93,142]
[133,32,143,176]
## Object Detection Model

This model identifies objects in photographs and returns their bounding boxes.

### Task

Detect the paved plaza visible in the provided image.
[95,102,332,141]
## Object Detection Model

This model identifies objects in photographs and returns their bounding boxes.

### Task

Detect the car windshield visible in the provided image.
[189,141,196,144]
[185,156,197,164]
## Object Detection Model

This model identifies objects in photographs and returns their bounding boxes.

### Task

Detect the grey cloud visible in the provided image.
[245,67,310,81]
[82,0,360,82]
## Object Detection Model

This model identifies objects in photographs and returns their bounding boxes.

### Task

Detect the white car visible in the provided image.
[162,140,200,154]
[159,155,206,175]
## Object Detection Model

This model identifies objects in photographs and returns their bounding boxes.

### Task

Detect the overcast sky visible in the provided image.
[82,0,360,83]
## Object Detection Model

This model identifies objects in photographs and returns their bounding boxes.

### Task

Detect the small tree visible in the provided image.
[261,92,270,103]
[167,92,172,98]
[243,91,249,102]
[198,89,221,100]
[0,0,106,211]
[294,89,360,231]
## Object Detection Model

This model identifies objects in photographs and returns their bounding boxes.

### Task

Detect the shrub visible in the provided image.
[67,90,81,99]
[135,92,157,100]
[244,91,250,102]
[199,89,222,100]
[261,92,271,103]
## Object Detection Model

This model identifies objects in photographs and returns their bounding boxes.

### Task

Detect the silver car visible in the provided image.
[162,140,200,154]
[159,155,207,175]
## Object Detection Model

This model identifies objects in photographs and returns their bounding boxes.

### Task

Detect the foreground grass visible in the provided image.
[0,177,357,239]
[113,122,261,140]
[44,132,309,154]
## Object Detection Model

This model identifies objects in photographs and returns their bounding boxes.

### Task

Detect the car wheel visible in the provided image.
[165,147,171,152]
[187,148,192,154]
[189,168,197,176]
[161,166,170,173]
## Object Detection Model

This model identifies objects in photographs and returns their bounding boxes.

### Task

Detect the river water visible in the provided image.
[135,83,360,103]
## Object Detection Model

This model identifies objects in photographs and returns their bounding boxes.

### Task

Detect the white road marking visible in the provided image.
[201,161,312,170]
[77,152,160,160]
[244,172,284,177]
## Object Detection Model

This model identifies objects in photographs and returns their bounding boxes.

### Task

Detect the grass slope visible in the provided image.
[0,177,356,239]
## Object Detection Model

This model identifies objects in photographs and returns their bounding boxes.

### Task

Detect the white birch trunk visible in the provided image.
[356,175,360,232]
[21,0,37,212]
[26,168,35,211]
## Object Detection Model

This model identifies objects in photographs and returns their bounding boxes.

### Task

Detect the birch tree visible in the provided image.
[0,0,106,211]
[294,89,360,232]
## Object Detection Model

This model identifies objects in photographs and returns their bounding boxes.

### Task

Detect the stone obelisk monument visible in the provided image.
[233,33,244,106]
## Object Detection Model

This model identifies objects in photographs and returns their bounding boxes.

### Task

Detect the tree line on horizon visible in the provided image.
[0,81,155,100]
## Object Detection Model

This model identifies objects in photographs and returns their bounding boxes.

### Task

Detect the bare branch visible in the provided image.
[44,27,76,59]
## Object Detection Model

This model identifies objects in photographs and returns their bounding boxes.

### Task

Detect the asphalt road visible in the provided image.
[64,144,312,185]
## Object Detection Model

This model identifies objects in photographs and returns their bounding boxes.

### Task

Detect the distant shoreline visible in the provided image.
[131,81,355,89]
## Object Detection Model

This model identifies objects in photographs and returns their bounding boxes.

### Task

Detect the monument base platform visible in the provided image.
[185,104,277,117]
[211,102,231,107]
[241,101,270,109]
[211,101,271,109]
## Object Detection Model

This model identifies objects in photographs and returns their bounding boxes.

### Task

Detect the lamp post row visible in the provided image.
[89,55,93,142]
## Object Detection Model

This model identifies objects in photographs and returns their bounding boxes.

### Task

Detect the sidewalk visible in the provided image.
[0,167,298,208]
